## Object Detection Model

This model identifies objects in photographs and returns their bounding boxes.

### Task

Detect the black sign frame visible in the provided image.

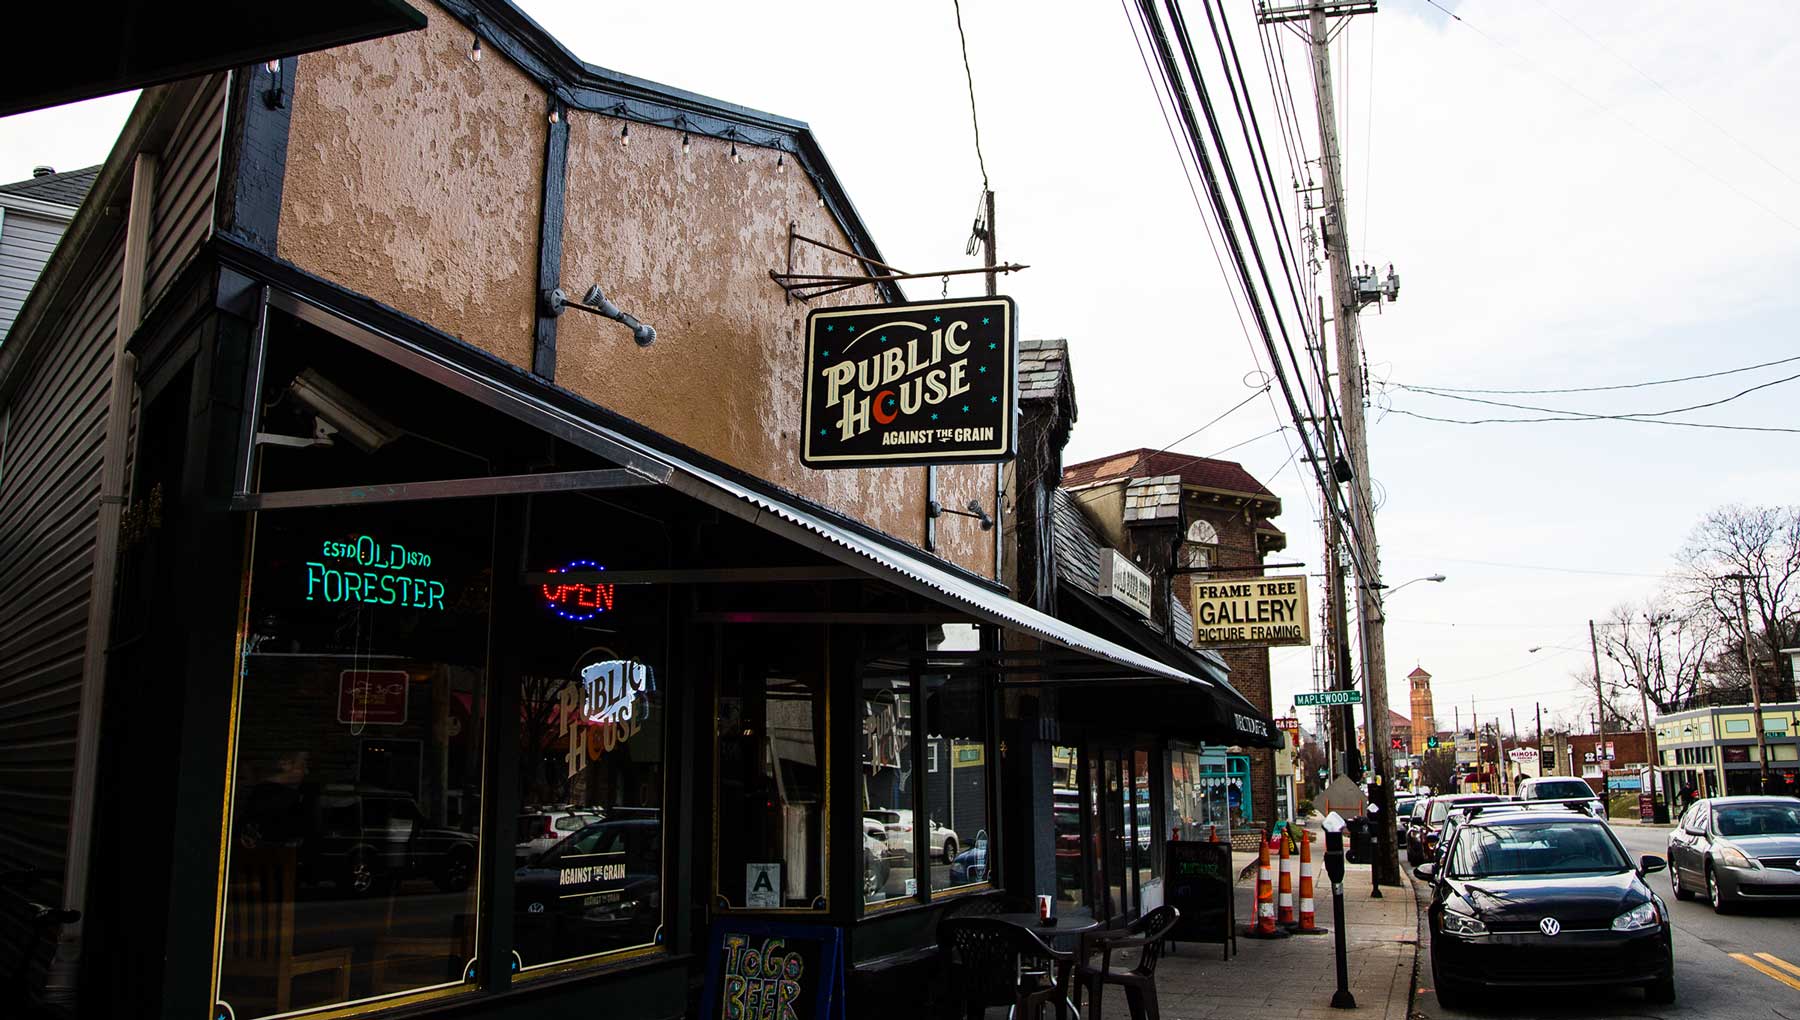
[800,297,1018,469]
[1164,839,1235,959]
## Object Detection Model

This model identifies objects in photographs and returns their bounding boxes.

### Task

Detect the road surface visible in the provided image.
[1412,821,1800,1019]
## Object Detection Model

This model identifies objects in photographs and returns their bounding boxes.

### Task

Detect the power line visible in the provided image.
[950,0,989,193]
[1419,0,1800,234]
[1533,0,1800,190]
[1382,407,1800,435]
[1393,353,1800,395]
[1395,370,1800,424]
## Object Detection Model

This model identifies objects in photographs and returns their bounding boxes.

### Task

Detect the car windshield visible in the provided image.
[1448,821,1629,877]
[1528,781,1592,800]
[1714,803,1800,837]
[1429,796,1496,824]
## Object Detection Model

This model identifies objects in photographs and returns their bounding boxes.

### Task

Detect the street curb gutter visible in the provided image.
[1397,871,1422,1020]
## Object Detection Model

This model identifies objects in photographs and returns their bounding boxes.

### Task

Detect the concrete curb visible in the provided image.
[1391,869,1421,1020]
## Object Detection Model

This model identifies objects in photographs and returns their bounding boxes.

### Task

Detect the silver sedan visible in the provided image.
[1666,795,1800,912]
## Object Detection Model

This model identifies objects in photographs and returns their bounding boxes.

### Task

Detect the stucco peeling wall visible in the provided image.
[557,110,996,578]
[278,4,545,370]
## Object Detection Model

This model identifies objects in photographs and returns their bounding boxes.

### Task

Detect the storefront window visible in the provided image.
[1132,749,1157,904]
[862,674,916,906]
[1052,746,1085,916]
[923,668,990,894]
[511,495,668,970]
[218,503,491,1018]
[717,626,827,910]
[1102,755,1126,917]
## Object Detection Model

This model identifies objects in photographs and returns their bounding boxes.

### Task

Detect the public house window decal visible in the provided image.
[216,506,491,1020]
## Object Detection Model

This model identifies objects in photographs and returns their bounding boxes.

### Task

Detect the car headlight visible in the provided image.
[1442,909,1488,937]
[1717,845,1760,869]
[1612,901,1660,931]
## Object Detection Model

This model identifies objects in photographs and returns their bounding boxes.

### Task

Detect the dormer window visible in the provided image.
[1184,519,1219,568]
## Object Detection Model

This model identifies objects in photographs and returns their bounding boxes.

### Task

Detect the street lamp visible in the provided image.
[1366,573,1446,597]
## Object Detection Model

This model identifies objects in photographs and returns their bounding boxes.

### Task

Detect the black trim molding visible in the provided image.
[216,57,295,255]
[533,94,570,378]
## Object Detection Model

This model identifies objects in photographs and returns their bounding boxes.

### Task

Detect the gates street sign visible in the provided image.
[800,297,1017,468]
[1295,689,1363,707]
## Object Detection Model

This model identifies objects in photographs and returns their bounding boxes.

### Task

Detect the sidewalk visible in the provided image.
[1076,831,1419,1020]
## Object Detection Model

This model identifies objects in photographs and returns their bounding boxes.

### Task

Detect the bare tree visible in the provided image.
[1418,749,1457,793]
[1677,504,1800,693]
[1568,667,1641,732]
[1599,599,1715,713]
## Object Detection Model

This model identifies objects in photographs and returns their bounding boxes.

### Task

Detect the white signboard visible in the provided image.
[1098,549,1154,618]
[1507,747,1539,763]
[746,862,782,908]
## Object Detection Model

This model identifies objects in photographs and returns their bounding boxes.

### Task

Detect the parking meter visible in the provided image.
[1324,830,1346,883]
[1320,811,1354,1008]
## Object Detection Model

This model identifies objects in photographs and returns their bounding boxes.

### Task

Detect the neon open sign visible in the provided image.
[542,560,616,621]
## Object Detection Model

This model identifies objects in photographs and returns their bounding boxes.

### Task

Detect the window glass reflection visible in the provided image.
[923,670,989,892]
[1052,746,1085,916]
[861,675,915,905]
[220,504,490,1018]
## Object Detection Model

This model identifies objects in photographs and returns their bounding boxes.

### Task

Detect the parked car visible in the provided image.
[1667,796,1800,913]
[1406,798,1429,845]
[513,818,661,960]
[1518,776,1603,814]
[515,806,604,863]
[1394,796,1421,841]
[864,822,891,898]
[1406,793,1501,866]
[282,784,478,895]
[864,809,961,863]
[1415,802,1673,1007]
[948,831,989,885]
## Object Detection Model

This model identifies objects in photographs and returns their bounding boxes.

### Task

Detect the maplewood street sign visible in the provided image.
[1295,690,1363,707]
[800,297,1017,469]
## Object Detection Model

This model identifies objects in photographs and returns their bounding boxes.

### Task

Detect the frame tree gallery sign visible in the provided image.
[800,297,1017,468]
[1190,575,1311,648]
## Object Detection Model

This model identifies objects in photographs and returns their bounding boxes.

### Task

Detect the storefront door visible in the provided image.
[1085,743,1159,925]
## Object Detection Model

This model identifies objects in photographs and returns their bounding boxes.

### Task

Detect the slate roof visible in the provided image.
[0,166,100,207]
[1408,666,1432,679]
[1123,474,1182,523]
[1063,447,1278,503]
[1018,337,1073,409]
[1253,516,1284,538]
[1052,487,1107,599]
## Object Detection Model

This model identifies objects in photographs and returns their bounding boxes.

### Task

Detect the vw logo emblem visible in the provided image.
[1539,917,1562,937]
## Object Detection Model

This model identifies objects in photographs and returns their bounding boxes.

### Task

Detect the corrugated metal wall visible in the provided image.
[0,234,120,966]
[145,75,225,307]
[0,73,225,976]
[0,210,72,341]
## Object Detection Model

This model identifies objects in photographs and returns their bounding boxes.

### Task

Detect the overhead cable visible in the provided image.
[1394,353,1800,395]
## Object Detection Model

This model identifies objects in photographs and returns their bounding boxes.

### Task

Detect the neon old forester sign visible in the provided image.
[800,297,1017,468]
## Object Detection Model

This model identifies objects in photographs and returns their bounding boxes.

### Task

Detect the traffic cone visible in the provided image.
[1246,833,1287,938]
[1277,829,1296,925]
[1292,827,1327,934]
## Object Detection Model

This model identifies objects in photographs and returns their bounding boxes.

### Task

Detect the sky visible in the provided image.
[3,1,1796,743]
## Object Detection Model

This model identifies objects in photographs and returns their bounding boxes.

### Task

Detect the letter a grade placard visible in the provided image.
[801,297,1017,468]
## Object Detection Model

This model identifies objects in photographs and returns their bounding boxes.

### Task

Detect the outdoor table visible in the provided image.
[990,913,1101,1018]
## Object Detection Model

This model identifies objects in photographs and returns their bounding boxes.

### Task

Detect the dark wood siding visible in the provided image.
[143,74,225,309]
[0,232,120,964]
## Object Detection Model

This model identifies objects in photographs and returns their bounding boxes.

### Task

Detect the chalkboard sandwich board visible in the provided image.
[1165,839,1235,959]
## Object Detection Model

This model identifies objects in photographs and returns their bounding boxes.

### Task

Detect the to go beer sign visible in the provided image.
[800,297,1017,469]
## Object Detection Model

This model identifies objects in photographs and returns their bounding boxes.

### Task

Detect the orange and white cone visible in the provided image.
[1249,834,1282,936]
[1292,827,1326,933]
[1277,829,1296,925]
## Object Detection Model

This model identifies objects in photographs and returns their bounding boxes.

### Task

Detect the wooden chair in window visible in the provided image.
[223,847,352,1012]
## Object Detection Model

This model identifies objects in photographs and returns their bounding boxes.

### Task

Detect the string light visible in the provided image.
[681,130,690,157]
[548,108,560,125]
[730,139,740,163]
[777,152,785,174]
[264,59,281,74]
[620,121,629,148]
[469,36,482,62]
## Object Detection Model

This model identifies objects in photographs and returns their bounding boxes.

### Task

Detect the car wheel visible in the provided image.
[344,851,378,897]
[1706,863,1733,914]
[1431,945,1468,1009]
[1645,970,1676,1004]
[942,837,957,864]
[435,846,474,892]
[1669,859,1692,901]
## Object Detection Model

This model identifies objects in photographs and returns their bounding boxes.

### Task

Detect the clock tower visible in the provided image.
[1408,666,1436,755]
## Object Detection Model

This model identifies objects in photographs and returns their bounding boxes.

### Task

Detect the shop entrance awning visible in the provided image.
[2,0,426,118]
[259,285,1230,697]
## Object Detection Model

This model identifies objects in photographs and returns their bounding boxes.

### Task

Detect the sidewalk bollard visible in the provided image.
[1277,829,1295,925]
[1292,829,1326,934]
[1323,815,1355,1009]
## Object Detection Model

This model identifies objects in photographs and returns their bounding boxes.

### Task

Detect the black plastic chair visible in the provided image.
[938,916,1074,1020]
[1072,905,1180,1020]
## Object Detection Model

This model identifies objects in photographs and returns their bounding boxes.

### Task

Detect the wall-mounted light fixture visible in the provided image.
[541,284,657,347]
[928,499,994,531]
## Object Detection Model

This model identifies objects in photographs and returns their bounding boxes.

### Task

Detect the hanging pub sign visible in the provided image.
[800,297,1017,469]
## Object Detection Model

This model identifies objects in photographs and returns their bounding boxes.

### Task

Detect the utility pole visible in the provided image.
[1509,707,1520,793]
[1590,619,1607,808]
[1314,297,1355,779]
[1292,0,1395,887]
[1726,573,1770,793]
[1535,702,1542,768]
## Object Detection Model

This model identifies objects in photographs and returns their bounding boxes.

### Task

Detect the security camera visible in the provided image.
[287,368,403,453]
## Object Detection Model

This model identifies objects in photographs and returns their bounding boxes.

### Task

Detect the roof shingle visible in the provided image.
[0,165,100,207]
[1063,447,1278,503]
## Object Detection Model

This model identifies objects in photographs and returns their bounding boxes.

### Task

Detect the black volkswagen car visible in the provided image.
[1414,802,1674,1007]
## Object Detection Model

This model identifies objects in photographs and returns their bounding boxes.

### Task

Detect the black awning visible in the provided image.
[1055,583,1279,748]
[1,1,426,118]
